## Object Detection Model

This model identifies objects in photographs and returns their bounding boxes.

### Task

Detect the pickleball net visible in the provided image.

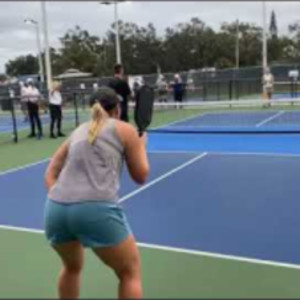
[133,97,300,134]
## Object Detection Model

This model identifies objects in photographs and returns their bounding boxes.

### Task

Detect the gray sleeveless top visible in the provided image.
[48,119,124,204]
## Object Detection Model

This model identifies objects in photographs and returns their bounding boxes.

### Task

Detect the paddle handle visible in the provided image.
[138,129,143,137]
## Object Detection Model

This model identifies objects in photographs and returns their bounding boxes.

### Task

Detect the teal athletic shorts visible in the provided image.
[44,199,131,248]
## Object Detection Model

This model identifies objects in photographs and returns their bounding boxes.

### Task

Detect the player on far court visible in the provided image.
[171,73,185,108]
[44,87,149,299]
[109,64,132,122]
[262,67,274,104]
[24,78,43,139]
[156,74,168,103]
[49,81,65,139]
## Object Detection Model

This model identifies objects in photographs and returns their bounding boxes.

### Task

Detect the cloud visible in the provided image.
[0,1,299,74]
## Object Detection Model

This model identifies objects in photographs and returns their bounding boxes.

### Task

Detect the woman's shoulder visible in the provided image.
[113,119,135,132]
[113,119,137,145]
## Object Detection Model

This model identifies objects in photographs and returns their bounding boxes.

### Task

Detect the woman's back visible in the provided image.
[49,119,124,203]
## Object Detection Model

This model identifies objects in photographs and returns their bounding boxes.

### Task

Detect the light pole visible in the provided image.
[262,1,268,72]
[235,19,240,70]
[100,0,128,64]
[41,1,52,97]
[24,18,44,83]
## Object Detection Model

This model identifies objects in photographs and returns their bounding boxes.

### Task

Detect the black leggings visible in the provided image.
[49,104,62,135]
[120,101,129,122]
[174,91,184,102]
[27,102,43,136]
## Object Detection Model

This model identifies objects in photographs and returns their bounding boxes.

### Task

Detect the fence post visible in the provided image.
[73,92,79,127]
[217,81,220,101]
[10,98,18,143]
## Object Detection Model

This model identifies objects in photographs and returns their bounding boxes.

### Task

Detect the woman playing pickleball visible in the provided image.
[44,87,149,299]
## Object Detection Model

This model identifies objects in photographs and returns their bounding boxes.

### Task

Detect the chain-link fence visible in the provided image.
[0,89,95,144]
[1,63,300,144]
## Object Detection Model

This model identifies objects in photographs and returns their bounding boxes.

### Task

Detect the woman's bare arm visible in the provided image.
[44,140,69,191]
[115,122,149,184]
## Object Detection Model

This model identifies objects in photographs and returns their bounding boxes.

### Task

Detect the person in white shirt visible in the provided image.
[262,67,274,100]
[49,81,65,139]
[24,78,43,139]
[156,74,168,103]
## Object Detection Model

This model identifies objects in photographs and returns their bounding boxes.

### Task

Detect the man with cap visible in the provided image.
[108,64,132,122]
[171,74,185,107]
[24,78,43,139]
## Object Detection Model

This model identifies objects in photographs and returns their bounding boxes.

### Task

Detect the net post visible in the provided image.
[236,79,240,100]
[203,79,207,101]
[10,97,18,143]
[229,80,233,100]
[81,91,85,111]
[73,92,80,127]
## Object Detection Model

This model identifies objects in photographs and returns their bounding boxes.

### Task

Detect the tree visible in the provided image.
[0,74,7,82]
[162,18,218,72]
[3,17,299,78]
[58,26,103,76]
[221,22,262,67]
[5,55,39,77]
[282,21,300,63]
[268,11,282,64]
[269,10,278,39]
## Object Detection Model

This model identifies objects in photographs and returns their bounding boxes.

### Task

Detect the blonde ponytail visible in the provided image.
[88,102,108,144]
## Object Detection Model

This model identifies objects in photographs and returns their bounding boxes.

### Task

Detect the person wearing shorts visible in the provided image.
[44,87,149,299]
[156,75,168,103]
[263,67,274,100]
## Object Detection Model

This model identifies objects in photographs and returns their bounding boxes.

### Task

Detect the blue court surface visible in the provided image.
[2,98,300,297]
[152,109,300,133]
[1,147,300,267]
[2,128,300,297]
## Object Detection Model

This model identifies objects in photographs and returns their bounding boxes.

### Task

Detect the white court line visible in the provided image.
[210,151,300,158]
[1,224,300,271]
[1,149,300,178]
[0,158,50,177]
[149,150,300,158]
[0,224,44,234]
[255,111,285,127]
[119,152,208,203]
[0,152,201,178]
[138,242,300,271]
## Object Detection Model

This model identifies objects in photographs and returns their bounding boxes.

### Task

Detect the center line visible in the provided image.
[119,152,208,203]
[256,111,285,127]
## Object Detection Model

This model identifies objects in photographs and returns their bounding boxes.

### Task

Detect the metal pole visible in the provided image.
[35,24,44,83]
[236,19,239,69]
[114,1,121,64]
[262,1,268,72]
[41,1,52,98]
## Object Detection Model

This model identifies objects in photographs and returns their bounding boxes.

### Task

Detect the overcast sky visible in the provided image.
[1,1,300,74]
